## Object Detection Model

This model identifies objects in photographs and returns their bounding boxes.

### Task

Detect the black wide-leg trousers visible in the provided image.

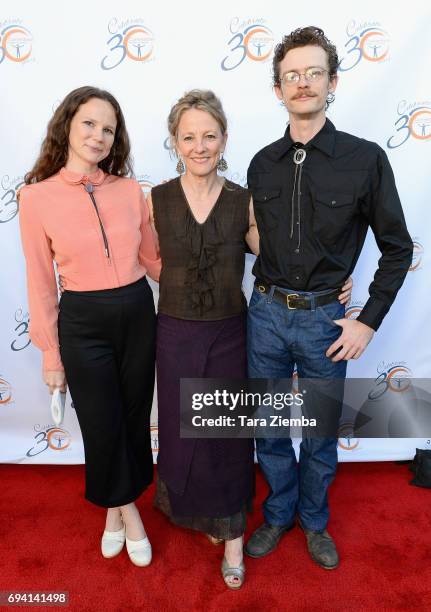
[58,277,156,508]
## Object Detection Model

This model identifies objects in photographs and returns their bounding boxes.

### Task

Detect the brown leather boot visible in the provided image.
[301,525,339,569]
[245,522,295,558]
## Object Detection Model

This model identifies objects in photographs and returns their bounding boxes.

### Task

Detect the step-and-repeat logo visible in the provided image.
[387,100,431,149]
[345,300,365,320]
[0,21,33,65]
[226,171,247,188]
[150,424,159,456]
[368,361,412,400]
[339,20,390,71]
[26,424,72,458]
[137,175,155,194]
[221,18,274,71]
[0,376,13,406]
[1,174,24,223]
[11,308,31,352]
[101,18,154,70]
[337,422,360,451]
[410,238,424,272]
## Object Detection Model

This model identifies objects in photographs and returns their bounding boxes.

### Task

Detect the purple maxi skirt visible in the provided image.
[154,312,254,539]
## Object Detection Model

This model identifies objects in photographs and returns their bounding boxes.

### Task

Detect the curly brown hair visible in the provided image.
[272,26,339,106]
[25,86,132,184]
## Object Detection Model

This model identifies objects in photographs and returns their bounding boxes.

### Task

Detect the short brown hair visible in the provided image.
[168,89,227,152]
[273,26,339,88]
[25,86,132,184]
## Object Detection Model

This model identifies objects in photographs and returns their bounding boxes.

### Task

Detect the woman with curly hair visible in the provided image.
[19,86,160,567]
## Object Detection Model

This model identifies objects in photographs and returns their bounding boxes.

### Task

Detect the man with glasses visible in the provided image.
[245,26,412,569]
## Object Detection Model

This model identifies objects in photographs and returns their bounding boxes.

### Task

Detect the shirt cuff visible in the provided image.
[356,297,390,332]
[43,347,64,372]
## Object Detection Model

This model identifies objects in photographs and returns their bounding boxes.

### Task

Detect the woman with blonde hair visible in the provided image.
[148,89,254,589]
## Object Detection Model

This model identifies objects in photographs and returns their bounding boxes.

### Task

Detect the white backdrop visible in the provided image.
[1,0,430,464]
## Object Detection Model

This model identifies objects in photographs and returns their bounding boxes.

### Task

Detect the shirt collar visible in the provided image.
[59,167,106,186]
[276,118,336,159]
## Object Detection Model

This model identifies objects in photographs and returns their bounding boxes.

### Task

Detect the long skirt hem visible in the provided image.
[154,475,251,540]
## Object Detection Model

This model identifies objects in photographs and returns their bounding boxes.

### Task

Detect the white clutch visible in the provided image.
[51,388,66,426]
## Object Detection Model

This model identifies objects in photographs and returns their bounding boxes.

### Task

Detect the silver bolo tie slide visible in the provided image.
[290,148,307,252]
[293,149,307,165]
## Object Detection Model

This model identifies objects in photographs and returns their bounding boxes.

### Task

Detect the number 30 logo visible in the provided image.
[0,180,23,224]
[339,28,389,72]
[221,25,274,71]
[101,26,154,71]
[387,108,431,149]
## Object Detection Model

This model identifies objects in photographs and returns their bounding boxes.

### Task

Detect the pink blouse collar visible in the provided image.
[59,167,106,185]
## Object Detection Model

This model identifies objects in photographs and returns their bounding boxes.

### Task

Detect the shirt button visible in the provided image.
[294,249,299,253]
[331,200,336,205]
[295,276,300,280]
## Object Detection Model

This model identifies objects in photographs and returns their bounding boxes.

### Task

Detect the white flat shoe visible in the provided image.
[126,535,152,567]
[101,525,126,558]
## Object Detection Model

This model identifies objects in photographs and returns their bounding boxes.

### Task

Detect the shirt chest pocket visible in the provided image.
[312,192,357,247]
[253,188,282,231]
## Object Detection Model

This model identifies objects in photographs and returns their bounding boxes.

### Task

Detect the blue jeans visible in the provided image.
[247,285,347,531]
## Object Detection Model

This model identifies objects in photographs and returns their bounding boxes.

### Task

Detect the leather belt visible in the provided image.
[255,281,341,310]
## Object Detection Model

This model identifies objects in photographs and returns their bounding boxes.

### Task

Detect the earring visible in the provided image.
[217,154,228,172]
[176,157,185,174]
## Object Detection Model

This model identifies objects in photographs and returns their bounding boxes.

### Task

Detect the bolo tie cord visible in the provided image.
[290,163,298,239]
[291,149,306,251]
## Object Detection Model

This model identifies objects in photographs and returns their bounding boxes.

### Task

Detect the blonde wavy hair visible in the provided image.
[167,89,227,155]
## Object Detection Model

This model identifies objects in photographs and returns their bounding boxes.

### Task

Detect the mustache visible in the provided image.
[292,91,317,99]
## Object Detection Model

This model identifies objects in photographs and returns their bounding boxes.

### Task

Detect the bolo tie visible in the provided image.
[290,145,307,253]
[84,182,111,260]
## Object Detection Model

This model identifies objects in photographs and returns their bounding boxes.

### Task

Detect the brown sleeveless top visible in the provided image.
[152,177,250,320]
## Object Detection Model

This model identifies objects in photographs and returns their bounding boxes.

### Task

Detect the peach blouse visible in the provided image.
[19,167,161,372]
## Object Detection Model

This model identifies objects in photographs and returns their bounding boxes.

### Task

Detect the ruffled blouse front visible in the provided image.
[178,180,224,315]
[152,177,250,321]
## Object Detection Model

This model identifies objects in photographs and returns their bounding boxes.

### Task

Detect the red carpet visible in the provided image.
[1,462,430,611]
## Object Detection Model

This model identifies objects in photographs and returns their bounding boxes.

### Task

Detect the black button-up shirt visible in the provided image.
[247,119,413,331]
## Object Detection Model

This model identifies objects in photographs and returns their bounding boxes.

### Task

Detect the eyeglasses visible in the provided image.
[280,67,329,86]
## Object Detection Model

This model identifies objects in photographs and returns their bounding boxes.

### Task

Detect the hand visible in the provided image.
[43,370,67,394]
[338,276,353,305]
[326,319,374,362]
